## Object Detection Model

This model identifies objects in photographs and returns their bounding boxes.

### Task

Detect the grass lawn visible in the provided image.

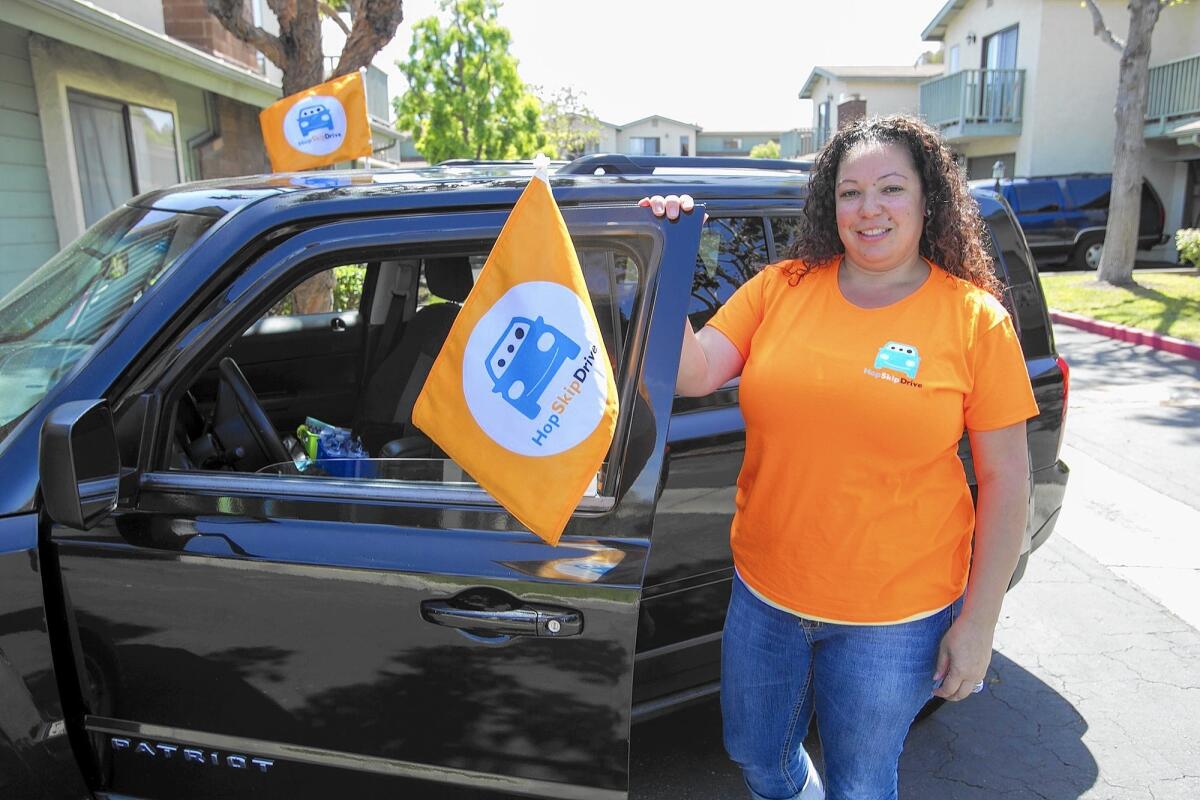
[1039,270,1200,343]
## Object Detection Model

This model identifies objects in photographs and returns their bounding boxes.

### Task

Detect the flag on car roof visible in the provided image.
[412,155,620,545]
[258,71,372,172]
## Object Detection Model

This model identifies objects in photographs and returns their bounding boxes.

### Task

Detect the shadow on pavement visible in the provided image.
[630,652,1099,800]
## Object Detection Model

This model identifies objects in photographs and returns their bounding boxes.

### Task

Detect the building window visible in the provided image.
[68,92,180,227]
[629,137,660,155]
[680,135,689,156]
[949,44,960,73]
[722,138,743,150]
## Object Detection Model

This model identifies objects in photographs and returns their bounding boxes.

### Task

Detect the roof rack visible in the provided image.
[556,154,811,176]
[436,158,568,167]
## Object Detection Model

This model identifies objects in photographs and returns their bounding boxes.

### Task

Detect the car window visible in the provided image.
[1065,177,1110,211]
[166,239,644,498]
[770,216,803,261]
[0,205,216,440]
[265,264,368,317]
[690,216,769,327]
[1012,182,1064,213]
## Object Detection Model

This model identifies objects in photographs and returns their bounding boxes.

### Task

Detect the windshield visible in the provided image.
[0,205,218,436]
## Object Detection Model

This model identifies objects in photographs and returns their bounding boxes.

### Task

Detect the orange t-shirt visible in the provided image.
[707,259,1039,624]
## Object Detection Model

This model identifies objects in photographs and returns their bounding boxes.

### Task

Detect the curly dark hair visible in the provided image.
[785,114,1000,297]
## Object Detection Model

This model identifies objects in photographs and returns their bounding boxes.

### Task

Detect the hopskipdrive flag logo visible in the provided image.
[462,281,607,457]
[282,96,347,156]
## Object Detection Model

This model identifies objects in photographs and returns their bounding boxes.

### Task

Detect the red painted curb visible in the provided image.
[1050,310,1200,361]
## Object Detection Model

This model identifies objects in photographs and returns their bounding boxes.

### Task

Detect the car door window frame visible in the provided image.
[130,211,668,517]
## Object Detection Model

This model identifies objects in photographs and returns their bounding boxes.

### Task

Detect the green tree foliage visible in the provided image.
[538,86,601,160]
[749,140,782,159]
[396,0,549,163]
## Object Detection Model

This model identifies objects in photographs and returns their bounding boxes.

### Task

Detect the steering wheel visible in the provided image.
[216,357,292,468]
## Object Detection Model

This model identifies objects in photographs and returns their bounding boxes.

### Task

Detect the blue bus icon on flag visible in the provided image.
[297,104,335,135]
[486,316,580,420]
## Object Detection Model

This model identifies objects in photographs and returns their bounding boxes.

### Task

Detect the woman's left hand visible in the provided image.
[932,614,995,700]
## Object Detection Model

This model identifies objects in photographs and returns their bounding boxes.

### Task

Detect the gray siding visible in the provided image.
[0,22,59,298]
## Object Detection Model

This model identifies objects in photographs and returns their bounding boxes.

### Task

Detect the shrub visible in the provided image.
[1176,229,1200,268]
[749,140,781,159]
[333,265,366,312]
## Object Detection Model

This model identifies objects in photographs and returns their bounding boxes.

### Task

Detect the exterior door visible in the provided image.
[44,206,704,799]
[981,26,1019,120]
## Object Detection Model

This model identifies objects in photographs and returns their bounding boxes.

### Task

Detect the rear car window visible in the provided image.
[1065,177,1110,210]
[689,217,769,327]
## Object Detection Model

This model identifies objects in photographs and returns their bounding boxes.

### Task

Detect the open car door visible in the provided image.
[39,204,704,800]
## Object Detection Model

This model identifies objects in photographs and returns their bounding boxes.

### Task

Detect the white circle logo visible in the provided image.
[463,282,608,457]
[283,95,347,156]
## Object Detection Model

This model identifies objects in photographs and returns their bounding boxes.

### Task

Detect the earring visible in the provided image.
[924,206,932,218]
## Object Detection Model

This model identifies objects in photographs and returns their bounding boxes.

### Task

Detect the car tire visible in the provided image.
[1072,233,1104,270]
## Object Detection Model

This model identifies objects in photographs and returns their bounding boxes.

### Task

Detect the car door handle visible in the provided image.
[421,598,583,638]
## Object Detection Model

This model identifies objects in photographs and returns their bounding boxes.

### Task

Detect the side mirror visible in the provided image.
[39,400,120,530]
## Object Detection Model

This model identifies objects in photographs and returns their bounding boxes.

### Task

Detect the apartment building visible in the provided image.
[799,64,944,149]
[0,0,403,295]
[591,116,813,159]
[919,0,1200,258]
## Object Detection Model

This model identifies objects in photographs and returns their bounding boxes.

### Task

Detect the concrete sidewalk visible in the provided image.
[1056,443,1200,630]
[901,532,1200,799]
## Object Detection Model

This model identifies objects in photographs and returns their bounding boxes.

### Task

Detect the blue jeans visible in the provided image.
[721,574,962,800]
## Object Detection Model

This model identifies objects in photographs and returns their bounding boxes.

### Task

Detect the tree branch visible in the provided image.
[319,2,352,36]
[332,0,404,76]
[264,0,297,31]
[1083,0,1125,52]
[205,0,287,66]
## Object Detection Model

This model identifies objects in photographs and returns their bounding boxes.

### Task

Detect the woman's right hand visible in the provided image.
[638,194,695,221]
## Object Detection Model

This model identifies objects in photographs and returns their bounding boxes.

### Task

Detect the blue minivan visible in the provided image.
[972,173,1167,269]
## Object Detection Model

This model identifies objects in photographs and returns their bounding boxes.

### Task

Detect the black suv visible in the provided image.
[971,172,1167,269]
[0,155,1068,800]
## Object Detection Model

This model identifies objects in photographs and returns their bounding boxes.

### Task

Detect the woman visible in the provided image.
[643,115,1038,800]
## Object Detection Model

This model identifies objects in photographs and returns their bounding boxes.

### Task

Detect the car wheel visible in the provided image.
[1072,233,1104,270]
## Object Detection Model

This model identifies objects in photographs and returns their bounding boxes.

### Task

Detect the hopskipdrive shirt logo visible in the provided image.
[462,281,607,457]
[864,340,924,388]
[282,96,348,156]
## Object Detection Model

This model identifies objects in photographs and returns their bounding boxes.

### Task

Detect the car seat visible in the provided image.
[355,256,473,456]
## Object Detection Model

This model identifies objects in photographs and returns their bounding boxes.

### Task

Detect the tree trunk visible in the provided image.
[279,2,325,97]
[1097,0,1161,286]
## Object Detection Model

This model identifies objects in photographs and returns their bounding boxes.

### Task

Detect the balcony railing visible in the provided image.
[919,69,1024,139]
[1146,53,1200,128]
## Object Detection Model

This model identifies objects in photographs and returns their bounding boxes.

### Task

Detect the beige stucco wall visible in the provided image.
[1027,1,1198,175]
[806,75,834,131]
[616,118,699,156]
[807,76,924,131]
[939,0,1044,173]
[938,0,1199,177]
[597,123,618,154]
[1142,141,1198,260]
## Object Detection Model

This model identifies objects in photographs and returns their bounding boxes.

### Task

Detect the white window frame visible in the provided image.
[29,36,186,247]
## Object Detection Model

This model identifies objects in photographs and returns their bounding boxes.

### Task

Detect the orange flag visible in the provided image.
[412,157,620,545]
[258,71,372,172]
